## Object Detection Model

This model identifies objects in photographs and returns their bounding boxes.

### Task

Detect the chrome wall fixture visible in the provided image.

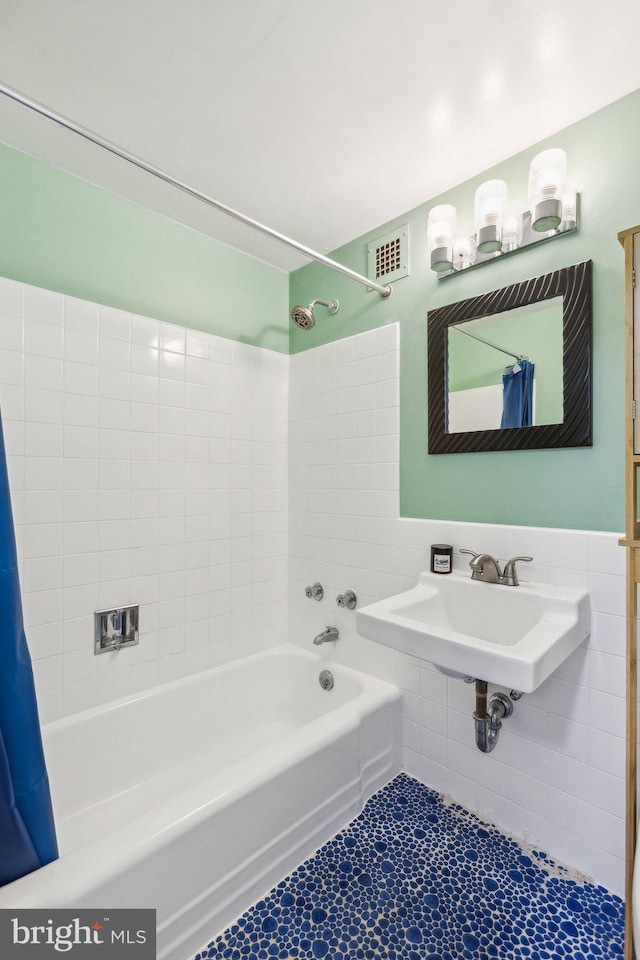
[336,590,357,609]
[0,81,393,301]
[313,626,339,645]
[95,605,139,654]
[427,149,578,280]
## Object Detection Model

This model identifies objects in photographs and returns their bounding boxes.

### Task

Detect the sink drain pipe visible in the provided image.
[473,680,514,753]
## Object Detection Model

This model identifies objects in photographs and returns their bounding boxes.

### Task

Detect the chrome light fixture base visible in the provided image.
[476,224,503,254]
[430,245,454,272]
[532,197,563,232]
[440,195,580,281]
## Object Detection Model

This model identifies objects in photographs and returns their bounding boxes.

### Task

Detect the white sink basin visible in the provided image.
[356,570,590,692]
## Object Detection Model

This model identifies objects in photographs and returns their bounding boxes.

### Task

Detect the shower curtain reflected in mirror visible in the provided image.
[501,360,535,429]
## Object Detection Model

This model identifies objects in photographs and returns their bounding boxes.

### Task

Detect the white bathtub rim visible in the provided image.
[39,643,371,735]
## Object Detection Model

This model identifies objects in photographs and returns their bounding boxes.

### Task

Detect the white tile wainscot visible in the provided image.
[0,277,288,721]
[288,321,627,895]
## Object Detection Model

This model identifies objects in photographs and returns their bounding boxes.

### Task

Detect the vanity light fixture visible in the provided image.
[428,148,578,279]
[427,204,457,272]
[474,179,508,253]
[528,148,566,231]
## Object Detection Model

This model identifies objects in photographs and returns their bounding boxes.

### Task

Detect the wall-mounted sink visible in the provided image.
[356,570,590,692]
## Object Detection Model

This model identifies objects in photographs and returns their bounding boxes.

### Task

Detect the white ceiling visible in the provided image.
[2,0,640,273]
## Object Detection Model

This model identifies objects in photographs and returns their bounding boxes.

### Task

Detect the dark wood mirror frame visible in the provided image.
[427,260,593,454]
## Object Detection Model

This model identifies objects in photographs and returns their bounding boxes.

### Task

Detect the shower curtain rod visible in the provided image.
[451,325,528,362]
[0,81,392,300]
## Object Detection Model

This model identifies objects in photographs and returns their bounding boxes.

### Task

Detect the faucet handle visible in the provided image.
[502,556,533,586]
[460,548,480,560]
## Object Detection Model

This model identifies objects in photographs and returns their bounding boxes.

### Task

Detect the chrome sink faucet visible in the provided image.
[460,550,533,586]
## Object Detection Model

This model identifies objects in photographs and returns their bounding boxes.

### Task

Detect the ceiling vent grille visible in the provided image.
[368,225,410,286]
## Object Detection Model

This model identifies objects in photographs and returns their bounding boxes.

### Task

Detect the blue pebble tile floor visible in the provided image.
[194,773,624,960]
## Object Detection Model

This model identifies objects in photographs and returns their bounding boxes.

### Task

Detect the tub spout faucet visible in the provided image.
[313,626,339,645]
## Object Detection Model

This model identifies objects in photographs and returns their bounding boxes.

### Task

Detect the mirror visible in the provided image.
[447,298,564,433]
[428,261,592,454]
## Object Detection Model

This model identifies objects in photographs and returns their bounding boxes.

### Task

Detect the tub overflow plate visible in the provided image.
[319,669,334,691]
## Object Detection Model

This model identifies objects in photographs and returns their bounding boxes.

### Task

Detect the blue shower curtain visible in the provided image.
[0,411,58,886]
[500,360,535,429]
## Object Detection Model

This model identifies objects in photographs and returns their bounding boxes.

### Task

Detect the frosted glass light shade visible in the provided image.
[453,237,476,271]
[427,204,456,272]
[561,190,577,227]
[474,180,507,253]
[502,215,523,253]
[529,148,567,231]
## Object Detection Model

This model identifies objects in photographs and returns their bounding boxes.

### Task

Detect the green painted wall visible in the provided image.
[0,141,289,352]
[448,301,564,426]
[290,90,640,531]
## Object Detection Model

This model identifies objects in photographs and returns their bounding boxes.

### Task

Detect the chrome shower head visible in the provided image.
[291,304,315,330]
[290,298,339,330]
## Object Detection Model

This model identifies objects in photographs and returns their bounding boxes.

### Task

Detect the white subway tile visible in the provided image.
[26,355,63,391]
[185,329,209,359]
[590,612,625,657]
[26,388,63,424]
[160,350,185,381]
[589,689,625,738]
[64,553,98,587]
[160,323,186,355]
[1,384,25,419]
[0,278,24,317]
[589,650,625,698]
[23,523,63,559]
[588,572,626,616]
[64,458,99,490]
[64,490,99,522]
[65,329,98,366]
[131,315,159,348]
[131,344,159,377]
[0,347,24,385]
[100,368,130,402]
[25,287,63,326]
[99,306,131,342]
[26,318,63,359]
[64,393,98,427]
[23,556,64,594]
[100,337,130,370]
[65,361,99,396]
[63,645,98,684]
[0,312,24,353]
[98,669,130,704]
[64,296,99,333]
[63,678,98,717]
[32,654,63,693]
[25,423,63,458]
[64,425,99,459]
[64,521,99,555]
[23,588,63,627]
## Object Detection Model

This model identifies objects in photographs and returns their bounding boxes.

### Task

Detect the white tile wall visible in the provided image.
[0,278,288,721]
[288,322,626,895]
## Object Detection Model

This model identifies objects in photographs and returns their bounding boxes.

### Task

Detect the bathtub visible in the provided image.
[0,645,401,960]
